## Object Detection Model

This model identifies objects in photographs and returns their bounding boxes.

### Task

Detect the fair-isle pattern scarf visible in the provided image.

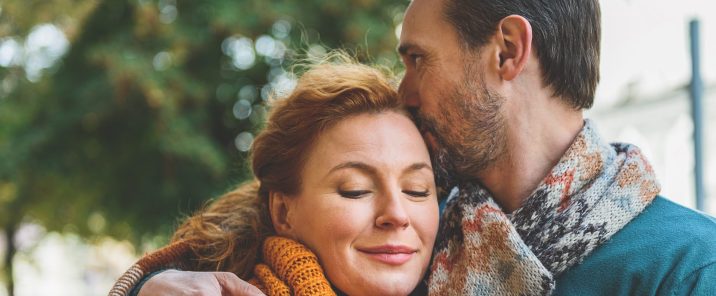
[428,120,661,295]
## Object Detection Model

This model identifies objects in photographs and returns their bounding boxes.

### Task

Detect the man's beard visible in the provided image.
[413,76,507,192]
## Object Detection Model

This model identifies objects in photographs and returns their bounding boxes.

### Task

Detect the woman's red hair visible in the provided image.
[171,53,403,278]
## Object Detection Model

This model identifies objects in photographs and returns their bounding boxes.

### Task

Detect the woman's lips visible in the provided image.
[357,245,417,265]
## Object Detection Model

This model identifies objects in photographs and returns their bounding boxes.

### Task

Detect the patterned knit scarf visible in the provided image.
[428,120,661,295]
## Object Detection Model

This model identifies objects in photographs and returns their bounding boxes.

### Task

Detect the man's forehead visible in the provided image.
[406,0,448,19]
[399,0,450,53]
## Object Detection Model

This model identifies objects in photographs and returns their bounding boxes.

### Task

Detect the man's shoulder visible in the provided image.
[631,195,716,242]
[555,196,716,296]
[602,195,716,261]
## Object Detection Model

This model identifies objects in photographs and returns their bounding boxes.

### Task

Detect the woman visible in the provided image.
[109,55,439,296]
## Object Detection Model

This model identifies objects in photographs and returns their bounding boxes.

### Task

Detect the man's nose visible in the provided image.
[398,72,420,108]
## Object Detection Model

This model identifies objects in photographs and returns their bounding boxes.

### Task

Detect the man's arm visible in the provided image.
[135,270,264,296]
[672,262,716,296]
[108,239,264,296]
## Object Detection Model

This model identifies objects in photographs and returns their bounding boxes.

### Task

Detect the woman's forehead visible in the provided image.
[304,112,430,176]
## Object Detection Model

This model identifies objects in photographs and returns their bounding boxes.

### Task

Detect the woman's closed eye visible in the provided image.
[338,190,372,199]
[403,189,430,198]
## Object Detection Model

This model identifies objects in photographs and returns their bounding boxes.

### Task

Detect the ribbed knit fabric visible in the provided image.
[108,240,193,296]
[428,120,661,295]
[108,236,335,296]
[249,236,336,296]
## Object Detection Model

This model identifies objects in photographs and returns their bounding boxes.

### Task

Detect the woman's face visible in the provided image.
[273,111,439,295]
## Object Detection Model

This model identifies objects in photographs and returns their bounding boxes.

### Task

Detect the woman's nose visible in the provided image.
[375,191,410,229]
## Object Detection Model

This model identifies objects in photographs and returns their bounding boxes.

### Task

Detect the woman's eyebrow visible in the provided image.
[402,162,432,175]
[325,161,431,179]
[327,161,379,177]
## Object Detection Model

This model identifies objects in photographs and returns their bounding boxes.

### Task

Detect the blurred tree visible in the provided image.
[0,0,406,294]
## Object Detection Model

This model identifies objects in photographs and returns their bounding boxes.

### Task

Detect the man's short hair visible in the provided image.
[443,0,601,109]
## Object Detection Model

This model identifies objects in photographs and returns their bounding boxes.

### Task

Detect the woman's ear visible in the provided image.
[269,191,296,238]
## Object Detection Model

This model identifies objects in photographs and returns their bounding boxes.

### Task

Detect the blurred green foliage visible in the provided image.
[0,0,406,248]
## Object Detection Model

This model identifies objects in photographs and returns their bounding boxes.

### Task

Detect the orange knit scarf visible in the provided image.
[109,236,336,296]
[249,236,336,296]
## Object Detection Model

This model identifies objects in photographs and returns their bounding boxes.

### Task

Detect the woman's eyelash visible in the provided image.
[338,190,371,199]
[403,190,430,197]
[339,190,430,198]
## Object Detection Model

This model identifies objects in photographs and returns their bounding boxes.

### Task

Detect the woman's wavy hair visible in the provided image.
[171,52,402,278]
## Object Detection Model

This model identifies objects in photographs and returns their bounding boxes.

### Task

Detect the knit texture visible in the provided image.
[108,236,335,296]
[428,120,661,295]
[108,240,193,296]
[250,236,335,296]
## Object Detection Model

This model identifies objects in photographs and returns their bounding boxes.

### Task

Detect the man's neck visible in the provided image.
[478,99,584,213]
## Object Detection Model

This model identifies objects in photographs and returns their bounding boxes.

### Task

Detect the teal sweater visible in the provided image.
[554,196,716,295]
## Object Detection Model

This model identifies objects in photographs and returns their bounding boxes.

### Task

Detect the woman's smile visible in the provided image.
[356,244,419,265]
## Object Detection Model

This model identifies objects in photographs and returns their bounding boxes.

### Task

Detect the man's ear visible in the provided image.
[495,15,532,81]
[269,191,296,238]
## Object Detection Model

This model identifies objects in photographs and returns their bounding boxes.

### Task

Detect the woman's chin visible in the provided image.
[326,252,429,296]
[339,284,416,296]
[334,272,421,296]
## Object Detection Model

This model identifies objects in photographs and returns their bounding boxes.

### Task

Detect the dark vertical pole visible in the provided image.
[689,19,705,211]
[3,224,17,296]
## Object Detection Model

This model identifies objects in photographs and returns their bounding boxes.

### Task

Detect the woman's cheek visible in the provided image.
[411,202,439,247]
[297,198,369,251]
[322,202,369,239]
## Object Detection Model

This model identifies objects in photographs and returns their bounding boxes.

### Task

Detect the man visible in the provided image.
[129,0,716,294]
[397,0,716,294]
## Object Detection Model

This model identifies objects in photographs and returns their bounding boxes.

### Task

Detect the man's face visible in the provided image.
[398,0,507,187]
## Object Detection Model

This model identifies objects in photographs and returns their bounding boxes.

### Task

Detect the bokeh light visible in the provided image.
[234,132,254,152]
[222,36,256,70]
[238,85,258,103]
[23,24,70,81]
[152,51,172,71]
[272,20,292,40]
[159,0,178,24]
[0,38,22,67]
[232,99,252,120]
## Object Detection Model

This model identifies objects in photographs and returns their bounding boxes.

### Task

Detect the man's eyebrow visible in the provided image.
[397,42,416,55]
[328,161,379,176]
